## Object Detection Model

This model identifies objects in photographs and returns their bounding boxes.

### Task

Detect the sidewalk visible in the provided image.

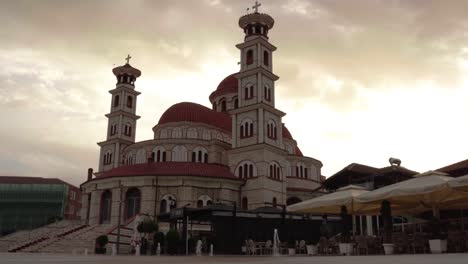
[1,253,468,264]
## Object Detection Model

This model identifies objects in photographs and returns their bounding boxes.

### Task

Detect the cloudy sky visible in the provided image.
[1,0,468,186]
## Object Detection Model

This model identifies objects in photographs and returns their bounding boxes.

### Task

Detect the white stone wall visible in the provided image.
[81,176,242,224]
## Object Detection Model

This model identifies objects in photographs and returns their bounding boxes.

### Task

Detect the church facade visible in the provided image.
[80,10,323,226]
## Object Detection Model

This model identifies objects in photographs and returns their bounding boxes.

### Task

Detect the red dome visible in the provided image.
[282,125,293,140]
[158,102,232,132]
[295,146,303,156]
[209,73,238,101]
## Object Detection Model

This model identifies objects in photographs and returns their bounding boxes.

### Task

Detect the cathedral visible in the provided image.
[80,7,323,226]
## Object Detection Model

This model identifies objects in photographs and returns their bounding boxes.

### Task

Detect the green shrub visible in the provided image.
[166,230,180,255]
[96,235,109,248]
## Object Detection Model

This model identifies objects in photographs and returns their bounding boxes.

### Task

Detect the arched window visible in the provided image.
[269,162,281,180]
[236,161,256,179]
[272,197,277,208]
[153,146,166,162]
[263,50,269,66]
[100,190,112,224]
[246,49,254,65]
[240,119,254,138]
[244,84,254,99]
[192,147,208,163]
[172,145,187,162]
[221,99,227,112]
[123,123,132,137]
[197,195,212,208]
[126,151,136,165]
[267,120,277,139]
[234,97,239,109]
[125,188,141,220]
[135,149,146,164]
[160,194,177,214]
[242,197,248,210]
[264,85,271,101]
[296,162,307,179]
[114,95,120,107]
[110,124,118,136]
[197,200,203,208]
[127,96,133,108]
[172,128,182,138]
[103,151,112,165]
[187,128,198,139]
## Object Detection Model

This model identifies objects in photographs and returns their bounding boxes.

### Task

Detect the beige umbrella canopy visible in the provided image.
[287,185,370,214]
[448,174,468,192]
[355,170,462,217]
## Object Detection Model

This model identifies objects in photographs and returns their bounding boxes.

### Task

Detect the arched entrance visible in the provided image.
[125,188,141,220]
[100,190,112,224]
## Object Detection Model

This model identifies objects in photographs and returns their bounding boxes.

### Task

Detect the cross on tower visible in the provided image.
[125,54,132,64]
[252,1,261,13]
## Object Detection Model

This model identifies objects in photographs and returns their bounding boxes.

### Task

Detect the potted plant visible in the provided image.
[95,235,109,254]
[287,239,296,255]
[428,216,447,253]
[152,231,165,255]
[338,205,353,256]
[166,229,180,255]
[381,200,394,255]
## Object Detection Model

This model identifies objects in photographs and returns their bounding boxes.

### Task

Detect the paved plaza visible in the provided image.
[1,253,468,264]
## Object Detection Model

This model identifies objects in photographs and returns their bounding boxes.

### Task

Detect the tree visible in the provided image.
[166,229,180,255]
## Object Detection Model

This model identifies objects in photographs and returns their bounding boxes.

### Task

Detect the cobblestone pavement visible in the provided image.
[1,253,468,264]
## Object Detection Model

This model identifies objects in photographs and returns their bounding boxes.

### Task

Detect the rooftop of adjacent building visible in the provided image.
[0,176,79,190]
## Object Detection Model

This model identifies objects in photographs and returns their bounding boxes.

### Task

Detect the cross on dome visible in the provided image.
[252,1,261,13]
[125,54,132,64]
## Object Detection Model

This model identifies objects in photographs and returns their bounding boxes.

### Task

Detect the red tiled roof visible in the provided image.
[96,162,238,180]
[295,146,303,156]
[158,102,232,132]
[282,124,293,140]
[0,176,68,185]
[209,74,238,101]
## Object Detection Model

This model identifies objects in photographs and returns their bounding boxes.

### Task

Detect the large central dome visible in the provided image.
[157,102,232,132]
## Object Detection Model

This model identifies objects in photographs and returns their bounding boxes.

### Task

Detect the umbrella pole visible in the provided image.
[352,215,356,236]
[461,209,464,231]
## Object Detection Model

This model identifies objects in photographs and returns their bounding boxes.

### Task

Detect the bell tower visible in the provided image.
[228,3,288,210]
[232,3,285,149]
[97,55,141,172]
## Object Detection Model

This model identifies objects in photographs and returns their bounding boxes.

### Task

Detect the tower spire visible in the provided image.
[125,54,132,64]
[252,1,261,13]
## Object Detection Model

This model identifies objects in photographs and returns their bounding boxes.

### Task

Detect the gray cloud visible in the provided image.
[1,0,468,180]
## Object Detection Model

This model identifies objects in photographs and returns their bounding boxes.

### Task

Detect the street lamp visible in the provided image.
[116,184,124,254]
[182,203,191,256]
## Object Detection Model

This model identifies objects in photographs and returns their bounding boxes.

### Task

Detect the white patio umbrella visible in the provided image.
[355,170,462,217]
[448,174,468,192]
[287,185,370,214]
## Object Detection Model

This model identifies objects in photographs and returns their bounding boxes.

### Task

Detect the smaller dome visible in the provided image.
[282,125,293,140]
[209,74,238,102]
[112,63,141,78]
[158,102,231,132]
[239,12,274,30]
[295,146,303,157]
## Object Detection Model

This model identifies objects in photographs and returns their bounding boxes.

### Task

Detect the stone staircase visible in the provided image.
[0,220,80,252]
[1,215,154,255]
[33,224,112,254]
